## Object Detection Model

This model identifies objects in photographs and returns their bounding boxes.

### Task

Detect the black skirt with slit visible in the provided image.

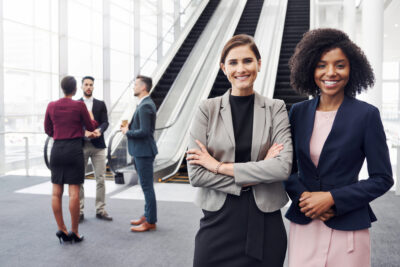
[193,189,287,267]
[50,138,84,185]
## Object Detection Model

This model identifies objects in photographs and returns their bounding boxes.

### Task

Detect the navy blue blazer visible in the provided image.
[79,98,109,149]
[285,95,393,231]
[127,96,158,157]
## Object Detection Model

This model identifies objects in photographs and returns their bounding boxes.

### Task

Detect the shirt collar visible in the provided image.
[137,95,149,105]
[83,96,93,102]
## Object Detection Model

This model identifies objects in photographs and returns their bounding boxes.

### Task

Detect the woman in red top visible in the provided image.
[44,76,97,243]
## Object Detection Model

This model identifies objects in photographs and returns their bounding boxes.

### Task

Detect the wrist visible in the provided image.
[214,162,223,174]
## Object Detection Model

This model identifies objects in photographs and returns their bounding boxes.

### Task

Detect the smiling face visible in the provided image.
[221,45,261,96]
[314,47,350,98]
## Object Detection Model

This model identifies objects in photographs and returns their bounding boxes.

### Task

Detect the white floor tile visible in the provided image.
[111,183,197,203]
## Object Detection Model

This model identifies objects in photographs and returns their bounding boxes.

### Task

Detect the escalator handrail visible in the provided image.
[44,136,52,169]
[107,0,206,117]
[107,130,123,174]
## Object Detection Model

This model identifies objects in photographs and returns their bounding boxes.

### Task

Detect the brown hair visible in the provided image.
[136,75,153,92]
[220,34,261,64]
[61,76,77,95]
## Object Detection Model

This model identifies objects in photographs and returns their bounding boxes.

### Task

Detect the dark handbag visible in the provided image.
[114,172,125,184]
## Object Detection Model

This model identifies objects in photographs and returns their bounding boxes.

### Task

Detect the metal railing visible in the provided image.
[107,0,205,117]
[0,131,47,176]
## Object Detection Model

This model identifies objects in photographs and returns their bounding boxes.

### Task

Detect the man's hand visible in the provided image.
[299,191,335,219]
[121,126,129,135]
[93,129,101,137]
[85,130,96,138]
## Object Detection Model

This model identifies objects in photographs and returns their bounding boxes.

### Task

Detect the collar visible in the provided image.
[221,89,265,109]
[137,95,149,105]
[83,96,94,102]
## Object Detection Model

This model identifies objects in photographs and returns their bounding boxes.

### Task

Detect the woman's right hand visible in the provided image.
[264,143,284,160]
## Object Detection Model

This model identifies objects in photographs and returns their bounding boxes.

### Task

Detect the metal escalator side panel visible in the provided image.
[154,0,249,181]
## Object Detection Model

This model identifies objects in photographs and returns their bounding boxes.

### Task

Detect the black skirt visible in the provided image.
[193,189,287,267]
[50,138,84,185]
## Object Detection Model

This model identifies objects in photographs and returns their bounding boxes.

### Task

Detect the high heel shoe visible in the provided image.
[56,230,71,244]
[69,232,84,243]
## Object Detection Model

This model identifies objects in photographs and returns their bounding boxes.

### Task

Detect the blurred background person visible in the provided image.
[121,75,158,232]
[79,76,112,222]
[44,76,98,243]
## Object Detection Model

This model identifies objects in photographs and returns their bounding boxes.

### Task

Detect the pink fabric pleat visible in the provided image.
[288,220,370,267]
[289,111,370,267]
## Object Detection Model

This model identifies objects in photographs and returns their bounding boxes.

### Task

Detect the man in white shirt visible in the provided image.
[79,76,112,222]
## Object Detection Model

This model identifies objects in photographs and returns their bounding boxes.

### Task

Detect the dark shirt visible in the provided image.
[44,98,97,140]
[229,93,254,163]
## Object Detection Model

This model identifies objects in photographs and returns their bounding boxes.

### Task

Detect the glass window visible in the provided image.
[3,0,34,25]
[35,0,51,30]
[383,62,399,80]
[3,21,34,70]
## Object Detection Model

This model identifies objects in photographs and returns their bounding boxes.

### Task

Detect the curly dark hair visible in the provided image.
[289,28,375,97]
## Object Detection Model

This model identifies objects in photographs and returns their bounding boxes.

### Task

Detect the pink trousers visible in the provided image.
[288,220,370,267]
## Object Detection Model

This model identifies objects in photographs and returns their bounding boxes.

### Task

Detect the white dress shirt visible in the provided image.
[83,96,94,111]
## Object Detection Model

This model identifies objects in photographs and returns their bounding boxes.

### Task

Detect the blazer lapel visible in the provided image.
[220,90,236,148]
[251,92,266,161]
[304,97,319,161]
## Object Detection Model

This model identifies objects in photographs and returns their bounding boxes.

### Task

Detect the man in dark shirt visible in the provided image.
[79,76,112,222]
[121,75,158,232]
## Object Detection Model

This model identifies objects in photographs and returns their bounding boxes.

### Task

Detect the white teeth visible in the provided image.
[324,81,338,85]
[236,75,249,81]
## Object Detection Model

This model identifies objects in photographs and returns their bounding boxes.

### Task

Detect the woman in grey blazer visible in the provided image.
[186,34,293,267]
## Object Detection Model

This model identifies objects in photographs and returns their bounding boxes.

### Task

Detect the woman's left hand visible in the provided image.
[187,140,219,172]
[299,191,335,219]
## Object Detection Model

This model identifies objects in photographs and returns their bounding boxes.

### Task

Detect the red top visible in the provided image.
[44,98,98,140]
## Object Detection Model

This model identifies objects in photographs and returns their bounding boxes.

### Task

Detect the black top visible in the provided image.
[229,93,254,163]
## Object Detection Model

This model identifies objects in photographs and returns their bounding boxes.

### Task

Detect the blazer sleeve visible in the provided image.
[126,104,154,139]
[330,107,394,216]
[96,101,109,134]
[233,100,293,185]
[44,103,54,137]
[187,101,242,196]
[284,104,309,204]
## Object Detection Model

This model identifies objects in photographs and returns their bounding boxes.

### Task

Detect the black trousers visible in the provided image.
[193,190,287,267]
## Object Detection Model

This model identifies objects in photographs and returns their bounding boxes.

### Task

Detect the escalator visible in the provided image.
[166,0,265,183]
[151,0,221,110]
[108,0,310,185]
[44,0,220,179]
[208,0,264,99]
[273,0,309,110]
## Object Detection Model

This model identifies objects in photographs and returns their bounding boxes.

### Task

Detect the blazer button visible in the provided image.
[315,175,320,181]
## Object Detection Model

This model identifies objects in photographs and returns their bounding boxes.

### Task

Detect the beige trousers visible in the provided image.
[79,141,106,215]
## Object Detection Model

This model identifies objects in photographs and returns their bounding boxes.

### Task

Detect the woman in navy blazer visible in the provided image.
[284,29,393,267]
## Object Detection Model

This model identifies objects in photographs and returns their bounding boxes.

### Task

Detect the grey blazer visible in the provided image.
[188,90,292,212]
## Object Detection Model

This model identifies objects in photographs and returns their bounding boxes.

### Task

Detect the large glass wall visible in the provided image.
[68,0,104,100]
[0,0,205,174]
[3,0,58,171]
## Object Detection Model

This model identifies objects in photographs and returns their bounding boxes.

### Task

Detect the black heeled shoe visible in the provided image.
[69,232,84,243]
[56,230,71,244]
